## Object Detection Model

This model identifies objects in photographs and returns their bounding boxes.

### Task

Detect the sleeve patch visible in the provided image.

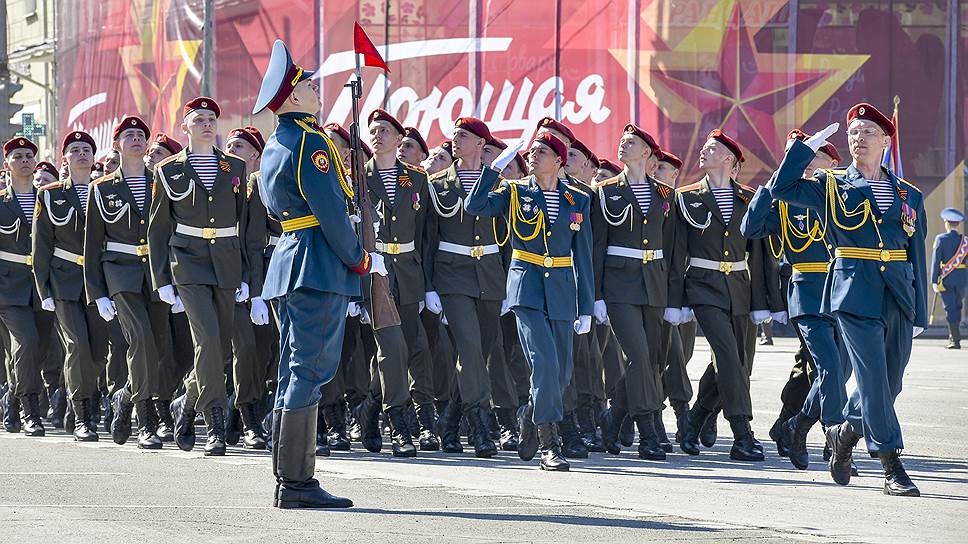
[312,150,330,173]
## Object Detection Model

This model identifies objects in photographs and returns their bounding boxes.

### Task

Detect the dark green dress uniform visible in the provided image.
[591,170,676,458]
[0,186,54,435]
[33,179,108,439]
[930,214,966,348]
[149,148,248,436]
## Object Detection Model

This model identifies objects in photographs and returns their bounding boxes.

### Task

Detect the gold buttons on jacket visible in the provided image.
[208,196,213,202]
[642,239,648,245]
[282,211,290,217]
[140,239,146,244]
[724,250,730,256]
[643,219,648,225]
[880,266,886,272]
[475,235,480,241]
[210,240,216,245]
[209,218,215,223]
[724,230,729,237]
[391,216,397,221]
[878,242,884,248]
[140,219,145,225]
[877,218,883,224]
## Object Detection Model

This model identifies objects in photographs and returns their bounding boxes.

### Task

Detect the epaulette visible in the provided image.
[898,178,921,194]
[508,178,529,186]
[428,171,447,182]
[826,168,848,176]
[93,174,114,185]
[563,183,588,197]
[156,154,179,169]
[655,180,673,199]
[676,182,702,193]
[402,161,426,174]
[39,181,63,192]
[738,183,755,193]
[597,175,621,187]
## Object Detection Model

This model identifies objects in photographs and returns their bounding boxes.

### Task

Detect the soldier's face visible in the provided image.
[804,151,838,175]
[33,170,56,186]
[654,162,680,186]
[184,110,218,144]
[104,151,121,173]
[502,159,524,180]
[64,142,94,170]
[116,129,146,156]
[617,133,649,164]
[226,138,259,164]
[452,128,484,160]
[397,137,426,165]
[327,133,353,168]
[4,149,37,179]
[698,139,734,172]
[482,144,503,166]
[424,148,453,175]
[144,144,172,170]
[847,120,889,163]
[368,122,402,155]
[290,78,321,114]
[564,149,586,178]
[527,142,561,175]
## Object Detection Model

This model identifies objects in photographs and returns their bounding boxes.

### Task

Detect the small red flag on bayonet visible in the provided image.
[353,22,390,72]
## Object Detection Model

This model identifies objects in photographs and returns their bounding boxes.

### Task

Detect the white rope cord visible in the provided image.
[43,190,76,227]
[92,182,132,225]
[597,185,634,227]
[677,191,712,230]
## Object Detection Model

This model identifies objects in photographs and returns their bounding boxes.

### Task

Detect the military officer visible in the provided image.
[0,141,54,436]
[771,103,926,497]
[85,116,174,449]
[931,208,966,349]
[741,130,851,471]
[254,39,387,509]
[670,129,769,462]
[148,97,249,456]
[33,131,109,441]
[592,124,677,460]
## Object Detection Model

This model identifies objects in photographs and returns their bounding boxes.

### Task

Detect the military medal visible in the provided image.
[901,202,916,237]
[570,212,582,231]
[412,193,420,211]
[662,201,671,216]
[232,176,241,194]
[522,203,532,213]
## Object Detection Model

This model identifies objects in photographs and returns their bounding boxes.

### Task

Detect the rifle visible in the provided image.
[346,61,400,330]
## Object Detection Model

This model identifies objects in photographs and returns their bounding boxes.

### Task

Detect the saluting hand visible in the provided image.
[805,123,839,153]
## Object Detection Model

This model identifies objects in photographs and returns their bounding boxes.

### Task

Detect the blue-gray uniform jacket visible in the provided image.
[771,139,928,328]
[464,168,594,321]
[258,112,367,300]
[931,230,967,289]
[741,182,833,319]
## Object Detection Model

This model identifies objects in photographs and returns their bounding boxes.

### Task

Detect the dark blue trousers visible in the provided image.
[273,288,350,410]
[941,285,964,325]
[513,306,574,425]
[794,314,850,426]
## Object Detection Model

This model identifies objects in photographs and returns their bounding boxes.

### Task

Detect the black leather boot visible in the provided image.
[235,402,265,450]
[101,393,113,434]
[23,394,46,437]
[134,400,162,449]
[355,397,383,453]
[48,386,66,429]
[635,413,667,460]
[619,414,635,447]
[879,451,919,496]
[700,408,720,448]
[495,407,519,451]
[538,423,569,471]
[415,403,440,451]
[577,405,606,453]
[948,322,961,349]
[204,406,227,456]
[2,391,21,433]
[653,410,673,453]
[225,406,242,446]
[600,406,627,455]
[271,408,282,506]
[467,407,498,458]
[315,405,331,457]
[155,399,174,442]
[347,399,363,442]
[781,413,817,470]
[826,421,862,485]
[728,416,764,461]
[769,406,796,458]
[171,393,197,451]
[322,403,351,451]
[386,407,417,458]
[517,402,538,461]
[276,405,353,509]
[558,412,589,459]
[440,401,464,454]
[670,400,688,443]
[110,389,132,444]
[72,399,98,442]
[679,404,711,455]
[65,396,76,434]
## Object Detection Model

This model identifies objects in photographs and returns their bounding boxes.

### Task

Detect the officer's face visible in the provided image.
[617,133,650,164]
[527,142,561,176]
[452,128,484,161]
[424,148,453,175]
[654,162,680,185]
[226,138,259,166]
[325,131,352,168]
[4,149,37,179]
[184,110,218,144]
[116,129,147,157]
[847,120,889,163]
[397,137,426,165]
[144,144,173,170]
[64,142,94,170]
[290,78,321,114]
[368,121,402,155]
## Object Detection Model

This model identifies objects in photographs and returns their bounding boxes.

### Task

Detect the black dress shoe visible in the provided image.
[387,407,417,458]
[517,403,538,461]
[171,394,197,451]
[275,405,353,509]
[225,407,242,446]
[728,416,764,462]
[2,391,22,433]
[577,406,606,453]
[700,409,719,448]
[135,400,163,450]
[72,399,99,442]
[22,394,46,437]
[439,401,464,454]
[769,419,790,458]
[826,422,861,486]
[600,406,627,455]
[538,424,569,471]
[278,481,354,509]
[240,403,268,450]
[467,407,498,458]
[322,404,351,452]
[155,399,175,442]
[653,411,673,453]
[496,408,519,451]
[879,451,920,497]
[47,387,66,429]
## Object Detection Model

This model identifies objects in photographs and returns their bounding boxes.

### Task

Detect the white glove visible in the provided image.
[440,313,448,326]
[41,298,55,312]
[593,300,609,325]
[663,307,683,325]
[368,252,388,276]
[346,302,362,318]
[913,326,924,338]
[95,297,116,322]
[171,296,185,314]
[491,139,525,172]
[931,283,941,293]
[574,315,592,335]
[750,310,772,325]
[360,306,371,325]
[500,299,511,316]
[349,214,362,224]
[249,296,269,326]
[770,311,789,325]
[372,221,381,235]
[424,291,443,314]
[235,282,250,303]
[418,301,425,313]
[805,123,839,153]
[157,284,177,305]
[680,307,695,323]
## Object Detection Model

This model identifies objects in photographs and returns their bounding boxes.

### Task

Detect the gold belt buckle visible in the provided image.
[76,256,84,266]
[136,244,149,257]
[879,249,891,262]
[385,242,400,255]
[719,261,732,274]
[470,245,485,259]
[543,256,554,268]
[642,250,654,264]
[202,227,218,239]
[25,255,33,267]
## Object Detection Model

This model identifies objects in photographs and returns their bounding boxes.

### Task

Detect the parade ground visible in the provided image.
[0,336,963,544]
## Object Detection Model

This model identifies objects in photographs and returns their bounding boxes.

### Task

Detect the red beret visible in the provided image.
[113,116,150,141]
[368,109,404,135]
[533,131,568,166]
[847,102,895,137]
[537,117,575,144]
[244,126,266,150]
[323,123,352,146]
[4,137,38,157]
[598,159,623,176]
[657,150,683,170]
[403,127,428,156]
[513,152,528,175]
[624,124,660,154]
[152,133,183,155]
[34,161,59,179]
[438,140,454,160]
[707,129,745,163]
[486,135,508,151]
[183,96,220,118]
[570,139,597,164]
[62,131,97,155]
[227,127,263,154]
[454,117,491,141]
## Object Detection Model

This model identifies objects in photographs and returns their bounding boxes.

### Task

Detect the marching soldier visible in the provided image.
[771,103,927,496]
[466,131,594,471]
[254,39,386,509]
[148,97,249,456]
[592,124,677,460]
[32,131,109,441]
[670,129,769,462]
[0,139,54,436]
[85,117,174,449]
[931,208,966,349]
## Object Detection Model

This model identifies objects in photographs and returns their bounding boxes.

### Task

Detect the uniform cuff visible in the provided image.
[349,252,371,275]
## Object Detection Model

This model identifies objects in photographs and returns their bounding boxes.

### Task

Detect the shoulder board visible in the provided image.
[156,154,179,169]
[599,175,621,187]
[428,170,448,181]
[655,180,673,199]
[898,178,921,193]
[508,178,529,186]
[39,181,63,192]
[564,183,588,197]
[676,182,702,193]
[401,161,426,174]
[224,153,246,167]
[93,174,114,185]
[738,183,755,193]
[825,168,848,176]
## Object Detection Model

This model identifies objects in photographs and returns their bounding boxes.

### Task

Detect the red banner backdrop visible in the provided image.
[56,0,966,191]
